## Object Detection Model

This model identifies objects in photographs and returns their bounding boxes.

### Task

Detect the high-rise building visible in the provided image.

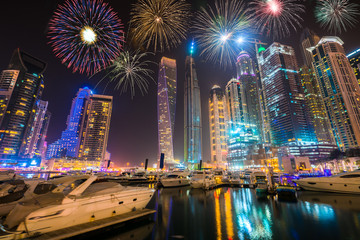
[225,78,260,168]
[157,57,177,166]
[258,42,316,149]
[184,56,202,165]
[308,37,360,151]
[46,88,91,159]
[78,94,112,161]
[20,100,51,159]
[300,28,320,68]
[299,67,335,144]
[347,48,360,85]
[0,49,46,160]
[209,85,227,165]
[236,51,262,142]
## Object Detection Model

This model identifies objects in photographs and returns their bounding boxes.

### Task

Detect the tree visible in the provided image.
[329,149,344,160]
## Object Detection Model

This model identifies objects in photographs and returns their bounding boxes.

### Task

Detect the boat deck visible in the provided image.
[32,208,155,240]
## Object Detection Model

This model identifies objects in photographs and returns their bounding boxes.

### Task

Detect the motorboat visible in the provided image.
[294,170,360,194]
[0,170,23,183]
[2,176,155,237]
[213,169,225,184]
[190,171,216,190]
[160,173,190,188]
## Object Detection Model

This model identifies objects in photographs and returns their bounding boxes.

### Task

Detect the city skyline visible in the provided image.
[1,1,360,167]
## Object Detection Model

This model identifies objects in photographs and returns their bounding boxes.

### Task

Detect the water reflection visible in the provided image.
[96,186,360,240]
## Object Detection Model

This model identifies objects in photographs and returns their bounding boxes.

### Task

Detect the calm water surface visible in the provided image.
[101,187,360,240]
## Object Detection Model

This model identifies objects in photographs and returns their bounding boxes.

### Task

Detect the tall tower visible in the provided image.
[184,56,202,164]
[20,100,50,158]
[0,49,46,160]
[308,37,360,150]
[225,78,260,168]
[300,28,320,67]
[347,49,360,85]
[236,51,262,142]
[258,43,316,148]
[46,88,91,159]
[158,57,177,166]
[209,85,227,165]
[78,94,112,161]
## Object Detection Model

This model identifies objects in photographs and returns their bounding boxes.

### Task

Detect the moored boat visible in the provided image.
[160,173,190,188]
[294,170,360,194]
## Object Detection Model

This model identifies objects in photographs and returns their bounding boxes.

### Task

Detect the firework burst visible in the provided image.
[129,0,191,52]
[192,0,251,68]
[249,0,305,39]
[48,0,124,75]
[96,51,155,98]
[315,0,360,34]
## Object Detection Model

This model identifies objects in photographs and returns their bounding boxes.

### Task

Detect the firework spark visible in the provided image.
[97,51,155,98]
[48,0,124,75]
[192,0,251,68]
[129,0,191,52]
[315,0,360,34]
[249,0,305,39]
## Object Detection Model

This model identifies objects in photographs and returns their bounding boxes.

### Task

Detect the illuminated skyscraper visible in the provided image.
[78,94,112,161]
[300,67,335,144]
[347,48,360,85]
[46,88,91,159]
[158,57,177,166]
[300,28,320,67]
[20,100,51,159]
[258,43,316,150]
[0,49,46,160]
[308,37,360,150]
[236,51,262,142]
[209,85,227,164]
[184,56,202,164]
[225,78,260,168]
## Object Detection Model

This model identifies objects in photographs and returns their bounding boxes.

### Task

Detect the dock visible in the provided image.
[0,209,155,240]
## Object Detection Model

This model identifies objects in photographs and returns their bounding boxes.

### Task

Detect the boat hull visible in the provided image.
[13,188,155,235]
[295,180,360,194]
[160,179,190,188]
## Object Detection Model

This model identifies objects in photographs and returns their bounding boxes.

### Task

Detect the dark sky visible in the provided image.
[0,0,359,167]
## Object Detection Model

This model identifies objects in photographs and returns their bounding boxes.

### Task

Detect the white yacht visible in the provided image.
[294,170,360,194]
[160,173,190,188]
[190,171,216,189]
[2,176,155,236]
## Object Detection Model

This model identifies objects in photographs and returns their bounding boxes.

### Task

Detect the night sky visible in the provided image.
[0,0,359,167]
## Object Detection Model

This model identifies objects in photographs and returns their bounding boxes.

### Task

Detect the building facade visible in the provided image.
[0,49,46,160]
[184,56,202,165]
[308,37,360,151]
[209,85,227,165]
[157,57,177,166]
[258,42,316,149]
[347,48,360,85]
[78,94,112,161]
[300,28,320,68]
[46,88,91,159]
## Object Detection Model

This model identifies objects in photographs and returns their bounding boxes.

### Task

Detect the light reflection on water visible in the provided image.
[100,186,360,240]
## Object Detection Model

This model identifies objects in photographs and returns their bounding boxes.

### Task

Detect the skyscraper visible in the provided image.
[225,78,260,168]
[158,57,177,166]
[209,85,227,164]
[0,49,46,160]
[184,56,202,164]
[308,37,360,150]
[20,100,51,159]
[347,48,360,85]
[299,67,335,144]
[78,94,112,161]
[300,28,320,67]
[46,88,91,159]
[236,51,262,142]
[258,42,316,149]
